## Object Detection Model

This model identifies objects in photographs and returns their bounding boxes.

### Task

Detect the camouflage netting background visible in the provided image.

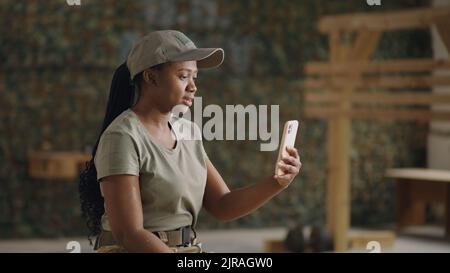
[0,0,432,238]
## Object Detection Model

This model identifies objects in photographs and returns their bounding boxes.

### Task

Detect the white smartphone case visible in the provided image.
[275,120,299,176]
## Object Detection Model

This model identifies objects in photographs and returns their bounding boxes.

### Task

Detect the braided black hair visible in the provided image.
[79,63,145,245]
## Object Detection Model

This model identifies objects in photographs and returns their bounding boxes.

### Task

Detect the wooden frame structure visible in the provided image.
[304,7,450,251]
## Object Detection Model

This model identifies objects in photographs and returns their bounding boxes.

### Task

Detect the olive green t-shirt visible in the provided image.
[94,109,208,232]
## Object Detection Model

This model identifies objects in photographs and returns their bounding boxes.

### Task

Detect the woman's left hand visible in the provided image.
[274,147,302,188]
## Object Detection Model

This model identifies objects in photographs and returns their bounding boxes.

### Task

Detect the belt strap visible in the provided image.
[95,226,192,249]
[155,226,191,246]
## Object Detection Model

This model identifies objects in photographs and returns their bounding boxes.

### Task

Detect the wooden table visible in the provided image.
[385,168,450,237]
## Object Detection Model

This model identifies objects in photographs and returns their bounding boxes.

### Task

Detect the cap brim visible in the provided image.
[170,48,224,69]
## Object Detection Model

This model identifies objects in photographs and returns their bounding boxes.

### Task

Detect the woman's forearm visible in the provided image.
[215,176,285,222]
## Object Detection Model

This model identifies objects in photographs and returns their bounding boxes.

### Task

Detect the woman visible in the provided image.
[79,30,301,253]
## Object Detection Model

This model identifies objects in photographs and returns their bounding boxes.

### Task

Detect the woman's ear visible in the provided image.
[143,69,157,86]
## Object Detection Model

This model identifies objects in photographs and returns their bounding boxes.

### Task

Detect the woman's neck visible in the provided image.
[131,104,171,130]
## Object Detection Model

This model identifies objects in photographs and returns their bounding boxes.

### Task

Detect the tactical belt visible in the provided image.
[94,225,193,250]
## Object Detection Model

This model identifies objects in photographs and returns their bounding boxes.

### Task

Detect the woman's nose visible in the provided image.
[187,80,197,93]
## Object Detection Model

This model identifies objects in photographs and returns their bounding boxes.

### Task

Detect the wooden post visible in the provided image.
[435,19,450,54]
[326,30,381,251]
[325,31,339,237]
[326,31,351,249]
[435,17,450,239]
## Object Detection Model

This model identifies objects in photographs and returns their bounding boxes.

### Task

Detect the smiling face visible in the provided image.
[140,61,198,113]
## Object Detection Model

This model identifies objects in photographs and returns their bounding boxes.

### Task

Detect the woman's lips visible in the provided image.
[182,97,193,106]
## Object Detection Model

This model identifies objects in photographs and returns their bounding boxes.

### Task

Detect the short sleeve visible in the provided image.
[94,132,140,181]
[200,141,209,163]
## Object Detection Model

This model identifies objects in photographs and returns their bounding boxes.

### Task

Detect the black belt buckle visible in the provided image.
[181,226,190,246]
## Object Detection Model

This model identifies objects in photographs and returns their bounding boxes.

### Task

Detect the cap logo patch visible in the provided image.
[174,32,191,46]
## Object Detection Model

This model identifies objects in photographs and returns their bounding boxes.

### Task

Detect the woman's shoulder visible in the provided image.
[102,109,140,138]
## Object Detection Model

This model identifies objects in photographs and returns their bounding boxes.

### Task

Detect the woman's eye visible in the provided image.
[179,75,197,82]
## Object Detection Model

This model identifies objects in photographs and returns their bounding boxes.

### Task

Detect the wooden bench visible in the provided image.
[385,168,450,237]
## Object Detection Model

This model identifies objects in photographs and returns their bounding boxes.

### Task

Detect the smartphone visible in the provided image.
[275,120,299,176]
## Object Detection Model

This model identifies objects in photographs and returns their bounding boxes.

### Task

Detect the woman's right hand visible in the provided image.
[274,147,302,188]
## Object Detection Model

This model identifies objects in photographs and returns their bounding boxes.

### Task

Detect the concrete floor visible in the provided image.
[0,225,449,253]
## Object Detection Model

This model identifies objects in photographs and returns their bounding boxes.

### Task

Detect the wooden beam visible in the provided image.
[435,19,450,55]
[318,7,450,33]
[329,31,341,63]
[305,92,450,105]
[305,59,450,75]
[385,168,450,182]
[305,75,450,89]
[305,107,450,121]
[352,31,382,61]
